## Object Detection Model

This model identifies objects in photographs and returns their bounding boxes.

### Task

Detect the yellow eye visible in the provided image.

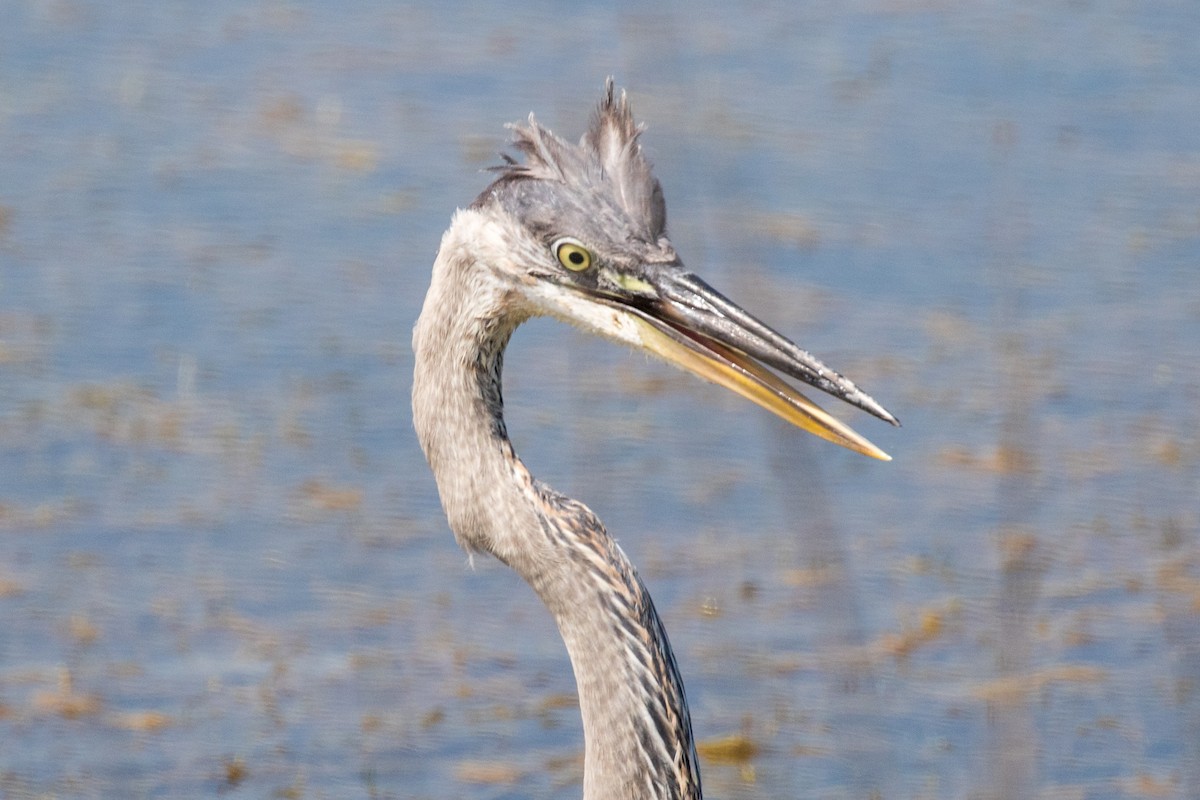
[553,238,593,272]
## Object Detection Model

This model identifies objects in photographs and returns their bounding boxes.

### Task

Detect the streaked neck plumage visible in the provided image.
[412,209,702,800]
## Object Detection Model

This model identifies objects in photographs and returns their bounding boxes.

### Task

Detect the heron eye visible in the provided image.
[553,239,593,272]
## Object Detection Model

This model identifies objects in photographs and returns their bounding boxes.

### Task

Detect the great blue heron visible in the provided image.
[412,80,898,800]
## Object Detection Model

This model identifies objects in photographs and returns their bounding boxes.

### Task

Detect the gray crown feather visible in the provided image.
[496,78,666,239]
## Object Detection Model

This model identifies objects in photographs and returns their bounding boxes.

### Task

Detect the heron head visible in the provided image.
[466,79,898,460]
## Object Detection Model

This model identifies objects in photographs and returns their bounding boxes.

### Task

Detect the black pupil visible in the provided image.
[568,251,584,265]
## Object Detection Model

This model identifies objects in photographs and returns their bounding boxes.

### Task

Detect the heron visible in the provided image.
[412,80,898,800]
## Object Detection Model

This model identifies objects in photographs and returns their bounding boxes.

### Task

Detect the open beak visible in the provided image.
[591,268,899,461]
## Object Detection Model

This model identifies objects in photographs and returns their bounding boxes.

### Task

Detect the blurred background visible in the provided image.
[1,1,1198,798]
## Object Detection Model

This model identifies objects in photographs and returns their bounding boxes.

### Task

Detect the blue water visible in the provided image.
[1,1,1198,798]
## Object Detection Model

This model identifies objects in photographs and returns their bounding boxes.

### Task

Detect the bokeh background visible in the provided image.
[2,1,1198,798]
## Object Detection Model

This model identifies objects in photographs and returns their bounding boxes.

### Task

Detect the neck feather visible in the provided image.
[411,209,701,799]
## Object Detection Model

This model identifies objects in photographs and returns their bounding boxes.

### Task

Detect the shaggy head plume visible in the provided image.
[481,78,667,242]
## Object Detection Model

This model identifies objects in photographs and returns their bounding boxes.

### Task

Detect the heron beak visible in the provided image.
[596,270,898,460]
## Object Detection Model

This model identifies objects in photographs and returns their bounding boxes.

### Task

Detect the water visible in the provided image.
[1,1,1198,798]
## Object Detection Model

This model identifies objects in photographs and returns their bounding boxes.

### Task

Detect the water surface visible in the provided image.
[1,2,1198,798]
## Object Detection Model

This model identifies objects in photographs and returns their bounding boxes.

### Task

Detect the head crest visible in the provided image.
[493,78,666,239]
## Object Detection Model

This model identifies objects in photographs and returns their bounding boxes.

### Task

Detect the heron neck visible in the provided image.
[541,528,702,800]
[411,212,701,799]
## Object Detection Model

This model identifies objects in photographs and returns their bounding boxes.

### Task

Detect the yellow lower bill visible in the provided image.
[635,317,892,461]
